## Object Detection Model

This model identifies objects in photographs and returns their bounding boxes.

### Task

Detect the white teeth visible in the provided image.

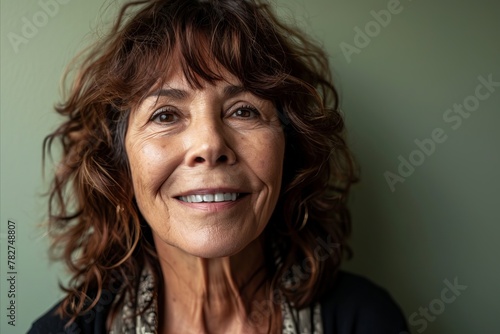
[203,194,214,202]
[178,193,240,203]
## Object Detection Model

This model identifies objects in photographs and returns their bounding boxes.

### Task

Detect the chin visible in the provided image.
[187,241,248,259]
[186,247,240,259]
[179,231,255,259]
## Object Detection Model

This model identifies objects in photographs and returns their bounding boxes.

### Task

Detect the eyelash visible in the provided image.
[149,104,260,125]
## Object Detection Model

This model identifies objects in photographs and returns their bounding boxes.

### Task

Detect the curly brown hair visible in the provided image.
[44,0,357,331]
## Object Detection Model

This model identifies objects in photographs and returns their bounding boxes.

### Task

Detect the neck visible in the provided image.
[153,235,273,333]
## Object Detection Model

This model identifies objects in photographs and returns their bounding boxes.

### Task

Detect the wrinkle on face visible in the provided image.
[125,62,284,332]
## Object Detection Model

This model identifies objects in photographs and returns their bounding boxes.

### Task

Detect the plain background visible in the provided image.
[1,0,499,333]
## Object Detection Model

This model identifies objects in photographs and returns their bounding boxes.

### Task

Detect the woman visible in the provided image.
[30,0,408,333]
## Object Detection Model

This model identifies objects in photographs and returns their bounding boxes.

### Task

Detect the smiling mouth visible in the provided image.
[177,192,245,203]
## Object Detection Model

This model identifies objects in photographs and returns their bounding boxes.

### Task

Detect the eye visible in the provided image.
[230,105,260,118]
[150,107,179,124]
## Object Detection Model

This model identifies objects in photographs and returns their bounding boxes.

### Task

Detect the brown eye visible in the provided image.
[151,108,179,124]
[231,106,259,118]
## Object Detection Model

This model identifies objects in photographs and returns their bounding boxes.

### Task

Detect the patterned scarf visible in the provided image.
[109,267,323,334]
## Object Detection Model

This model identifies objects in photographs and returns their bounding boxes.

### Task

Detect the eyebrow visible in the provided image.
[146,84,248,100]
[223,85,246,98]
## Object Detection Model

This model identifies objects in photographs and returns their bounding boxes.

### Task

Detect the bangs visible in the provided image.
[111,0,290,108]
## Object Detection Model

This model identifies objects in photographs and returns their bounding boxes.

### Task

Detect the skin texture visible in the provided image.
[125,64,285,333]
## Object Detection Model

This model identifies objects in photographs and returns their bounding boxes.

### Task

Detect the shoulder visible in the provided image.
[28,292,114,334]
[320,271,409,334]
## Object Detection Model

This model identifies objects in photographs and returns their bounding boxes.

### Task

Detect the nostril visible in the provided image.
[217,155,228,163]
[194,157,205,163]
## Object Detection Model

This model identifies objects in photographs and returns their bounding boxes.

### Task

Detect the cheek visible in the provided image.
[249,130,285,186]
[126,137,177,196]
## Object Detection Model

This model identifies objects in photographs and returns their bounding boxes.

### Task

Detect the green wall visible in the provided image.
[1,0,499,333]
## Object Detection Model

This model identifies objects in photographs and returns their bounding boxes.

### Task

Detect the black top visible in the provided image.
[28,271,408,333]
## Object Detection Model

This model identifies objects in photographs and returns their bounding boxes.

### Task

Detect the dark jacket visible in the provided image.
[28,271,408,333]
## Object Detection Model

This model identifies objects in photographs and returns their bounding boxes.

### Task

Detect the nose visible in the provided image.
[183,116,237,167]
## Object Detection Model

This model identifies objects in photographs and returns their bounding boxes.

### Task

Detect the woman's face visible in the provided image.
[125,67,285,258]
